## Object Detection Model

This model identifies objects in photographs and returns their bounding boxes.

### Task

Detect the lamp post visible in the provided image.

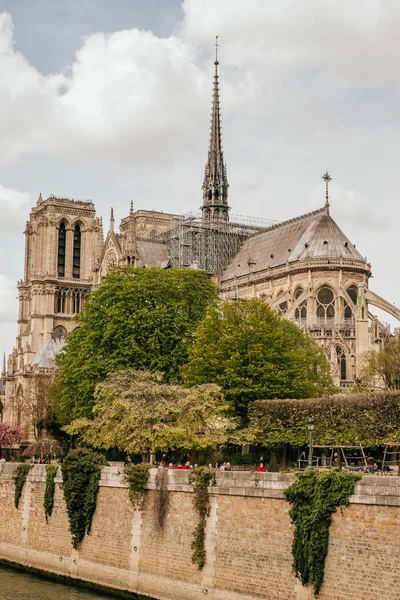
[307,417,314,470]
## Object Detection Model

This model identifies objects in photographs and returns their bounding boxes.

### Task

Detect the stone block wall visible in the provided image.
[0,464,399,600]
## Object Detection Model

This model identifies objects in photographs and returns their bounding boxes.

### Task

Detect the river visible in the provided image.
[0,566,122,599]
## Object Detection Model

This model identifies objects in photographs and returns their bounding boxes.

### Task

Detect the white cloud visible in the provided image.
[0,184,33,233]
[0,275,17,324]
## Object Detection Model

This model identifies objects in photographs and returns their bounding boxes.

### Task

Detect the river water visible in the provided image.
[0,566,120,599]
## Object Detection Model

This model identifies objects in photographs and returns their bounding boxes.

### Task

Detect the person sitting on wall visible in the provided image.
[225,462,232,471]
[256,463,267,472]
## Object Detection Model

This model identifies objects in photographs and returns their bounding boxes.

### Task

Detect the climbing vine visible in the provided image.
[14,464,32,508]
[61,448,107,549]
[43,464,58,521]
[124,463,150,511]
[153,468,169,530]
[284,469,361,597]
[189,467,215,570]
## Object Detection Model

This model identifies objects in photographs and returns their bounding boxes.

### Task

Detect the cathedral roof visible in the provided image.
[222,206,364,281]
[29,335,66,370]
[137,240,170,268]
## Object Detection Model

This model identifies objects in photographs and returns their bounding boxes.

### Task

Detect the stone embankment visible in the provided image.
[0,464,399,600]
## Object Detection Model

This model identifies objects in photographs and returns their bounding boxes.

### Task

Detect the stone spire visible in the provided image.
[201,37,229,221]
[124,200,137,264]
[110,207,115,233]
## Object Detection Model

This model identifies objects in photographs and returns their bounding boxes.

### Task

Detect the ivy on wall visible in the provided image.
[14,464,32,508]
[153,468,169,530]
[189,467,215,570]
[123,463,150,511]
[284,469,361,597]
[61,448,107,549]
[43,465,58,522]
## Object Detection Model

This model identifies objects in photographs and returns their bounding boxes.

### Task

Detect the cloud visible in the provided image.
[0,185,33,233]
[2,1,400,170]
[0,275,17,324]
[310,182,386,233]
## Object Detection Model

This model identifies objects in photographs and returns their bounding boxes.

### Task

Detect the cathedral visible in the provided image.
[4,51,400,441]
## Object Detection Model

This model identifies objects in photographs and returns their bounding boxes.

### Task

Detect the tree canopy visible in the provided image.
[361,337,400,390]
[53,267,218,424]
[182,299,335,420]
[64,370,233,455]
[244,391,400,447]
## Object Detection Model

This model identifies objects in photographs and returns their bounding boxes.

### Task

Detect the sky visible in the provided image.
[0,0,399,354]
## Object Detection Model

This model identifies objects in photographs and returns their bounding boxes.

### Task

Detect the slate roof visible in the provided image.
[222,206,364,281]
[137,240,170,268]
[29,335,66,370]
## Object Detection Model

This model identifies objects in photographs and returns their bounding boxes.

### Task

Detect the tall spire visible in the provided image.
[1,352,5,379]
[201,36,229,221]
[110,207,115,233]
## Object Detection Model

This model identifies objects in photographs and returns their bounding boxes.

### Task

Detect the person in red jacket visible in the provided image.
[256,463,267,472]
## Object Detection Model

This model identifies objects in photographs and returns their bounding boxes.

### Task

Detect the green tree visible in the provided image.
[64,370,233,455]
[361,337,400,390]
[53,267,218,424]
[183,299,335,420]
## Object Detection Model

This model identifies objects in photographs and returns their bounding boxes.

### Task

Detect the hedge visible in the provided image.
[245,391,400,447]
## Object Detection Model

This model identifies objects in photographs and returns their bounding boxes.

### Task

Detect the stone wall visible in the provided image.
[0,465,399,600]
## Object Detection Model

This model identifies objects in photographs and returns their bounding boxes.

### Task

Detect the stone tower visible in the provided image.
[4,195,101,440]
[201,39,229,221]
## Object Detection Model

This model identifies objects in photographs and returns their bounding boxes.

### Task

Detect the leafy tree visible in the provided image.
[53,267,218,424]
[183,299,335,420]
[361,338,400,390]
[64,370,233,455]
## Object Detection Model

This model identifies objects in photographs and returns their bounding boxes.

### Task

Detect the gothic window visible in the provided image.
[101,250,118,276]
[344,303,353,320]
[317,287,335,322]
[55,288,66,314]
[336,346,347,381]
[278,301,288,314]
[73,224,81,279]
[72,291,81,314]
[57,223,66,277]
[295,301,307,322]
[53,325,67,339]
[347,285,358,305]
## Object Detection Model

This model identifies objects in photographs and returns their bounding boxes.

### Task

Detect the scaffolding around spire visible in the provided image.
[202,38,229,221]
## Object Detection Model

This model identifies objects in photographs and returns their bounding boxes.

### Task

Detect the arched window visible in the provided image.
[72,290,81,314]
[317,287,335,323]
[336,347,347,381]
[295,287,304,299]
[73,224,81,279]
[278,301,288,314]
[55,288,66,314]
[57,223,66,277]
[347,285,358,305]
[53,325,67,339]
[344,303,353,320]
[295,301,307,322]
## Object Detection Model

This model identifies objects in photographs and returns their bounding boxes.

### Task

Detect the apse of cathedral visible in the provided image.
[4,48,400,441]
